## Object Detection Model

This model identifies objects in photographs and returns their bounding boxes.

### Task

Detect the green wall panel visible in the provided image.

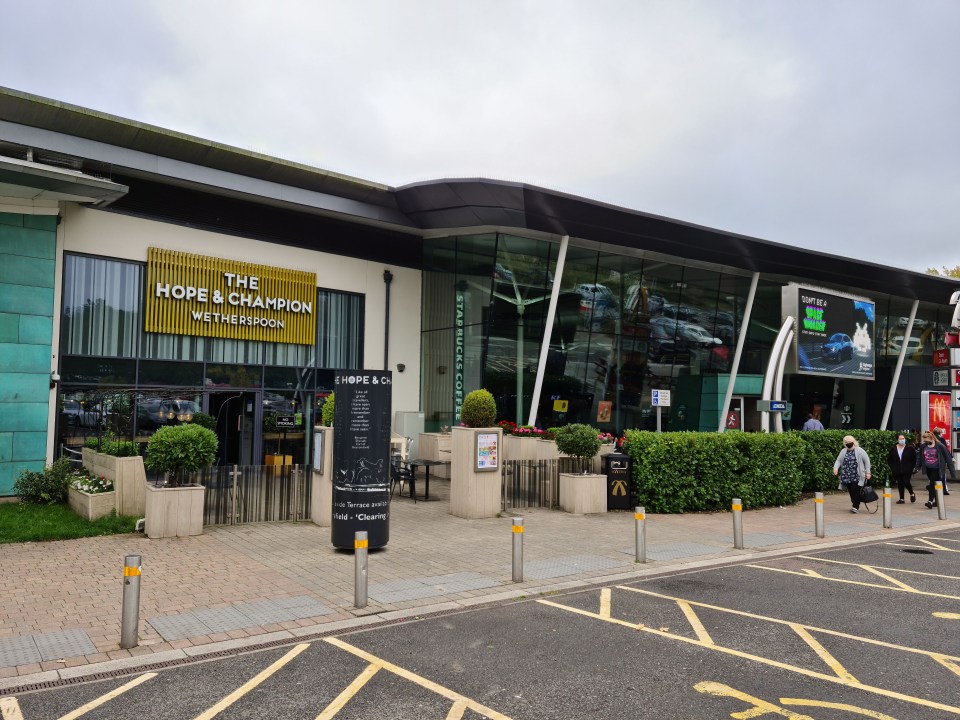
[12,432,46,461]
[0,343,50,373]
[19,315,53,345]
[0,255,55,287]
[0,373,50,401]
[1,461,45,496]
[22,215,57,231]
[0,224,56,259]
[0,213,23,227]
[0,284,54,316]
[0,403,49,432]
[0,433,11,462]
[0,313,16,342]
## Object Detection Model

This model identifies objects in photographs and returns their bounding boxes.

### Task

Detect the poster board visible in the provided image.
[475,431,499,472]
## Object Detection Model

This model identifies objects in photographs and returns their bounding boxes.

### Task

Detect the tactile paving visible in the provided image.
[515,554,628,580]
[148,595,336,640]
[369,572,499,604]
[620,542,726,561]
[0,635,41,667]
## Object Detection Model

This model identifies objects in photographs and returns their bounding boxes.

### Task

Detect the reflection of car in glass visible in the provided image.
[679,323,722,346]
[61,400,105,428]
[493,264,514,282]
[575,283,618,329]
[886,336,923,356]
[821,333,854,362]
[660,303,701,324]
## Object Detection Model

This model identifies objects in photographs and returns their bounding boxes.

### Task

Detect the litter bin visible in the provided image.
[604,451,632,510]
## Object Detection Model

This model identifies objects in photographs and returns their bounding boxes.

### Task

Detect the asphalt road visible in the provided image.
[6,528,960,719]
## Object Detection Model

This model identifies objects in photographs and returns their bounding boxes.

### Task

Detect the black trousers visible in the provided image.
[892,472,914,500]
[846,482,861,509]
[926,467,942,503]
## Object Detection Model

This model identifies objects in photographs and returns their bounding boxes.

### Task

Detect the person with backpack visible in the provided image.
[933,427,951,495]
[886,433,917,503]
[833,435,871,514]
[916,430,955,509]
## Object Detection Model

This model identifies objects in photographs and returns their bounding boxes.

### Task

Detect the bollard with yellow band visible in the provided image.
[882,488,893,529]
[935,483,947,521]
[120,555,142,649]
[635,506,647,563]
[355,531,368,608]
[814,491,824,538]
[732,498,744,550]
[512,518,524,582]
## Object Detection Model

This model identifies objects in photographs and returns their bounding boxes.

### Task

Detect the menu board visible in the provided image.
[476,432,499,472]
[331,370,392,548]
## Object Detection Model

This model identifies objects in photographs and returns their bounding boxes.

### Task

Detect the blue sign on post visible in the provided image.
[770,401,787,412]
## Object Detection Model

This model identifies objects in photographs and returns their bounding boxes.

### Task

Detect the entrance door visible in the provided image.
[208,392,259,466]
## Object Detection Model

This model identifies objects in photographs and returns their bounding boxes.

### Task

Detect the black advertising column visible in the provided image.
[331,370,392,549]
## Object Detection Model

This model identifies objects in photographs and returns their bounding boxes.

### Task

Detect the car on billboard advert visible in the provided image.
[795,287,875,379]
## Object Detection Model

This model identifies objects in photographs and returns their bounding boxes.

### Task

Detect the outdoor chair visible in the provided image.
[390,453,415,502]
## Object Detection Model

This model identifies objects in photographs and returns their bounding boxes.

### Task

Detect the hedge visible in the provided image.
[622,429,900,513]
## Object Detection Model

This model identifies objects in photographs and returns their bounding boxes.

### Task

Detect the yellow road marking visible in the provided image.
[445,700,468,720]
[676,601,713,645]
[779,697,898,719]
[746,564,960,601]
[325,637,514,720]
[859,566,920,592]
[696,681,813,718]
[193,643,308,720]
[316,663,380,720]
[599,588,611,619]
[787,623,856,683]
[1,697,23,720]
[797,555,960,581]
[57,673,157,720]
[934,611,960,620]
[933,655,960,678]
[886,538,960,552]
[538,597,960,715]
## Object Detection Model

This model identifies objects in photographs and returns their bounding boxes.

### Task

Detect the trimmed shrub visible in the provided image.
[14,458,74,505]
[790,429,899,491]
[84,433,139,457]
[554,424,603,473]
[321,393,335,427]
[145,424,218,486]
[461,389,497,428]
[188,412,217,431]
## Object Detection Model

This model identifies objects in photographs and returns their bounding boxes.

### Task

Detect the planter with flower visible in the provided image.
[82,433,147,517]
[143,424,218,539]
[67,469,117,521]
[501,421,549,461]
[450,389,502,519]
[593,432,618,473]
[555,423,606,514]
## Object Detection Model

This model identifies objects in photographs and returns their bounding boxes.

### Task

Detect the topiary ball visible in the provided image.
[461,389,497,428]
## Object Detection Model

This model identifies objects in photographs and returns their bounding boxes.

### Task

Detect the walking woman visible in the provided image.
[886,433,917,503]
[833,435,871,514]
[917,430,956,509]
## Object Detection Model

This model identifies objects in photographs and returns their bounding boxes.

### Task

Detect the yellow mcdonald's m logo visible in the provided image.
[611,479,628,496]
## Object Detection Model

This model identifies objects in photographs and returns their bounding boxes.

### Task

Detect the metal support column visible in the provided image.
[880,299,919,430]
[528,235,570,427]
[719,272,759,433]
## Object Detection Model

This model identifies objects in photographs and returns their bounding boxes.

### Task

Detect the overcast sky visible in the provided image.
[3,0,959,273]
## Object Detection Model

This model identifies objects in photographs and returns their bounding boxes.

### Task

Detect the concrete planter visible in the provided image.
[144,482,205,539]
[449,426,502,519]
[81,448,147,517]
[67,486,117,521]
[503,435,540,461]
[419,432,452,478]
[311,426,334,528]
[559,472,607,514]
[535,438,560,461]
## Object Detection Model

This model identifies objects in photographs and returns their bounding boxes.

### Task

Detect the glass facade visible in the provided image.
[58,253,364,465]
[421,234,944,434]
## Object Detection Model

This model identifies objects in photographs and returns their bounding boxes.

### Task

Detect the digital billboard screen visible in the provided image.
[794,287,875,379]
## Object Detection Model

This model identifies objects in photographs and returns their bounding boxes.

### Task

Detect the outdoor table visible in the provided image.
[403,458,450,501]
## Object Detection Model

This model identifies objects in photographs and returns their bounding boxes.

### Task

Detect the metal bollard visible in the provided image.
[732,498,744,549]
[936,483,947,521]
[354,531,368,608]
[635,507,647,563]
[882,488,893,529]
[512,518,524,582]
[814,492,824,538]
[120,554,142,649]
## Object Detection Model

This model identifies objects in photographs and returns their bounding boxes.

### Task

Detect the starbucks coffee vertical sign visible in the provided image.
[331,370,392,548]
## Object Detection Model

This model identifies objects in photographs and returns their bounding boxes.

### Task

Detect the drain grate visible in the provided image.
[901,548,934,554]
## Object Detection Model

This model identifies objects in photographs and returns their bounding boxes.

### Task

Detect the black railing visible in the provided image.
[196,464,311,526]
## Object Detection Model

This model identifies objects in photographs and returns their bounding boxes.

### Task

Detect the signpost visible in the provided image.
[331,370,393,549]
[652,389,671,433]
[841,403,854,427]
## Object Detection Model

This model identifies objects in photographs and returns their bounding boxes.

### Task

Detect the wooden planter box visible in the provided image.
[449,426,502,519]
[559,472,607,514]
[82,448,147,517]
[504,435,540,461]
[144,483,205,539]
[68,486,117,521]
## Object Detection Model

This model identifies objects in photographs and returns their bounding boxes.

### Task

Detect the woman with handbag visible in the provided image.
[833,435,871,514]
[886,433,917,504]
[916,430,955,509]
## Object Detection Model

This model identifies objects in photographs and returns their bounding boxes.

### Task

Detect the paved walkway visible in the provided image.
[1,482,957,691]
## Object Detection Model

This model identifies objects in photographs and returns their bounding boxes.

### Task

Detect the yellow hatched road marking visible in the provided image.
[193,643,308,720]
[537,596,960,715]
[696,682,813,718]
[787,624,856,683]
[325,637,514,720]
[779,697,898,719]
[676,601,713,645]
[746,564,960,601]
[599,588,611,619]
[1,697,23,720]
[316,663,380,720]
[886,537,960,552]
[445,700,468,720]
[797,555,960,581]
[858,566,920,592]
[58,673,157,720]
[934,612,960,620]
[933,655,960,678]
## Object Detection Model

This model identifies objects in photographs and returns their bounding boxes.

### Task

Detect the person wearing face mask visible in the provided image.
[833,435,871,513]
[886,433,917,504]
[933,428,951,495]
[916,430,956,509]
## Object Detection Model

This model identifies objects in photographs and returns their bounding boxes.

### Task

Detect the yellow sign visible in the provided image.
[145,248,317,344]
[611,480,628,496]
[553,399,569,412]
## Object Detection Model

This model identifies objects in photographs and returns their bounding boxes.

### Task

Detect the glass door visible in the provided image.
[208,391,260,466]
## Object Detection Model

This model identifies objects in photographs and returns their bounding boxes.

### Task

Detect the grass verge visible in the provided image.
[0,502,138,543]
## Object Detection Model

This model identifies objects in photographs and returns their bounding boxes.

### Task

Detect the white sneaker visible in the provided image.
[850,507,859,514]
